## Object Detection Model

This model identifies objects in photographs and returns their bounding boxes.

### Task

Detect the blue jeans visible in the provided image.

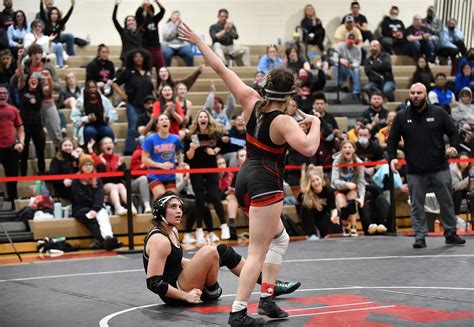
[125,103,145,154]
[60,33,75,56]
[51,42,64,67]
[333,65,361,95]
[407,39,436,63]
[83,123,115,145]
[363,80,396,102]
[162,44,194,66]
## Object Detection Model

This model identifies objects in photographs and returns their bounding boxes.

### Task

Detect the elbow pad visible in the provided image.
[146,275,169,297]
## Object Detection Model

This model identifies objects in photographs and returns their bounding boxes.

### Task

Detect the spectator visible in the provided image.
[0,84,24,203]
[341,1,373,42]
[184,109,227,243]
[0,49,16,103]
[58,72,80,109]
[161,10,194,67]
[220,114,246,167]
[136,95,157,144]
[457,48,474,75]
[177,161,201,244]
[295,65,326,113]
[112,0,143,65]
[428,73,457,113]
[377,110,398,150]
[334,15,363,46]
[388,82,464,248]
[361,91,389,137]
[380,6,407,54]
[142,113,182,200]
[331,140,365,237]
[86,44,115,100]
[135,0,166,75]
[454,63,474,95]
[300,4,325,53]
[285,47,310,73]
[0,0,13,32]
[89,137,137,216]
[410,56,435,91]
[298,165,338,240]
[23,19,57,61]
[450,152,471,218]
[458,123,472,154]
[153,84,184,135]
[129,145,152,213]
[71,154,121,250]
[113,48,153,155]
[72,80,117,146]
[422,6,442,41]
[204,81,235,130]
[451,87,473,126]
[216,155,237,240]
[156,64,203,93]
[363,40,395,102]
[438,18,467,62]
[175,82,192,130]
[347,117,366,142]
[7,10,29,58]
[333,33,362,101]
[405,15,436,64]
[39,0,75,68]
[209,8,250,66]
[18,71,51,176]
[49,137,81,200]
[257,44,283,74]
[251,70,265,94]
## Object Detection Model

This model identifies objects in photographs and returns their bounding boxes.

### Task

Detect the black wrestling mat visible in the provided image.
[1,236,473,326]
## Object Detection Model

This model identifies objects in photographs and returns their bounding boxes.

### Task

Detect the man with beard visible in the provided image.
[361,91,389,138]
[388,83,465,248]
[363,40,395,102]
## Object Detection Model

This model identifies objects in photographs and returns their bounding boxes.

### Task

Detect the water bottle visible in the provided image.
[54,202,62,219]
[52,236,66,243]
[277,38,282,45]
[35,180,42,195]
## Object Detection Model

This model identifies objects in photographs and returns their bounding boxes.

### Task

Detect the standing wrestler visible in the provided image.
[179,24,321,326]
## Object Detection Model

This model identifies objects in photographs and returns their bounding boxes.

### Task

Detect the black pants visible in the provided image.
[359,184,389,234]
[190,173,226,231]
[305,29,326,52]
[453,190,466,215]
[0,147,19,201]
[20,124,46,176]
[299,205,331,238]
[73,208,103,242]
[183,197,214,233]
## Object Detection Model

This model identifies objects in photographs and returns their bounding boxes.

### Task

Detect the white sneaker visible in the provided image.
[368,224,378,235]
[220,223,230,240]
[195,228,206,245]
[209,232,220,243]
[182,233,196,244]
[342,225,351,237]
[377,224,387,234]
[350,226,358,237]
[131,205,138,215]
[143,202,152,214]
[116,206,127,216]
[307,234,319,241]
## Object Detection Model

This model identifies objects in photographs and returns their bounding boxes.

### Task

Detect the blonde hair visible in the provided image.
[300,164,325,209]
[187,109,227,138]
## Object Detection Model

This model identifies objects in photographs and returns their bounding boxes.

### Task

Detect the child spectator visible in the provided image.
[49,137,81,200]
[257,44,283,74]
[204,81,235,130]
[141,114,182,200]
[450,152,471,218]
[454,63,474,96]
[130,145,152,213]
[331,141,365,237]
[451,87,473,126]
[152,84,184,135]
[58,72,80,109]
[410,56,435,92]
[136,95,157,145]
[175,82,193,130]
[85,44,116,100]
[72,154,121,250]
[298,165,338,240]
[377,111,399,150]
[88,137,137,216]
[428,73,457,113]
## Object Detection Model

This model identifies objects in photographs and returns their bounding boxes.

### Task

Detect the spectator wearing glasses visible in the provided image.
[7,10,29,59]
[257,44,283,74]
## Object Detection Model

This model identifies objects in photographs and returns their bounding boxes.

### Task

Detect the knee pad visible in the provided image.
[264,229,289,266]
[217,244,242,269]
[347,199,358,215]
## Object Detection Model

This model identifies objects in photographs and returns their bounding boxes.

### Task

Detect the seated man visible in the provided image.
[428,73,457,113]
[361,91,389,137]
[405,15,436,64]
[334,15,365,59]
[422,6,442,44]
[333,33,362,101]
[209,8,250,66]
[363,40,395,102]
[438,17,468,63]
[341,1,373,42]
[379,6,407,54]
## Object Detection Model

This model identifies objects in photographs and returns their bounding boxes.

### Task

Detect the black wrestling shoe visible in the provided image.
[228,308,265,326]
[229,226,238,241]
[445,232,466,245]
[201,283,222,302]
[257,296,289,319]
[413,238,427,249]
[273,280,301,298]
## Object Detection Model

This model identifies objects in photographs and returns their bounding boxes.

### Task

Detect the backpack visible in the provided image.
[280,213,303,237]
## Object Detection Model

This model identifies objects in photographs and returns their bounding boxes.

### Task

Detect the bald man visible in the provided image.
[388,83,465,248]
[363,40,395,101]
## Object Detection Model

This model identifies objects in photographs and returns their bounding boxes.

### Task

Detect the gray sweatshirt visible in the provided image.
[331,153,366,199]
[204,91,236,130]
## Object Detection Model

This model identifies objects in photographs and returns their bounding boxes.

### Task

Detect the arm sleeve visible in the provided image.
[112,5,123,34]
[443,109,459,148]
[330,160,347,190]
[257,55,267,73]
[91,179,105,212]
[356,167,366,199]
[179,67,202,91]
[327,187,336,210]
[58,4,74,29]
[387,112,402,161]
[209,24,219,43]
[224,93,236,119]
[7,26,17,47]
[39,0,47,22]
[135,7,144,26]
[204,91,214,111]
[154,3,166,24]
[162,22,177,42]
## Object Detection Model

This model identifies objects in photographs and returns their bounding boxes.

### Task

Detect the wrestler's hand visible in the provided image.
[178,23,201,45]
[184,288,202,303]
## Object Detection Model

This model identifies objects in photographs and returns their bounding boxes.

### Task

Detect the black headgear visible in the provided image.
[152,194,183,226]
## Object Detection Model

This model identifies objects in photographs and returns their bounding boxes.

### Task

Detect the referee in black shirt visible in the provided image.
[388,83,466,248]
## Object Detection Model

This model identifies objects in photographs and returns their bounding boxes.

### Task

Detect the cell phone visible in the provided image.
[292,112,304,122]
[191,134,200,147]
[31,72,43,79]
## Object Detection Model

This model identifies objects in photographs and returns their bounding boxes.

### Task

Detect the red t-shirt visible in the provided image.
[0,104,23,149]
[152,101,184,135]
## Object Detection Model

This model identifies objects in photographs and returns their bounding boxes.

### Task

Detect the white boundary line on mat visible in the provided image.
[98,286,474,327]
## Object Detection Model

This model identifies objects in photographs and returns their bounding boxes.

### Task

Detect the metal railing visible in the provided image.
[435,0,473,49]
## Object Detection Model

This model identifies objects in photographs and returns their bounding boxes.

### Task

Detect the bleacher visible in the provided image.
[0,43,453,254]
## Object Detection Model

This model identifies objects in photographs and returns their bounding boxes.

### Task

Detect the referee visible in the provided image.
[388,83,466,248]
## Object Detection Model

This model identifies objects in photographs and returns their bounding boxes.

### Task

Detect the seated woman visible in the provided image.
[450,152,472,219]
[161,10,194,67]
[257,45,283,74]
[285,47,310,73]
[71,154,121,250]
[331,141,365,237]
[454,63,474,96]
[298,165,338,240]
[7,10,29,58]
[23,19,56,62]
[300,4,325,53]
[144,191,300,305]
[71,80,117,146]
[58,72,81,109]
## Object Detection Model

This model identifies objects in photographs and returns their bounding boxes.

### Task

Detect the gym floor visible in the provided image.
[1,236,473,326]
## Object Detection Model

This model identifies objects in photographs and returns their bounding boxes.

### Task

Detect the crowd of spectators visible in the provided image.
[0,1,472,248]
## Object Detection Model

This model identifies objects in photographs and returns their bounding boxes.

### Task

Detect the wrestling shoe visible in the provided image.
[273,280,301,298]
[201,283,222,302]
[257,296,289,318]
[228,308,265,326]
